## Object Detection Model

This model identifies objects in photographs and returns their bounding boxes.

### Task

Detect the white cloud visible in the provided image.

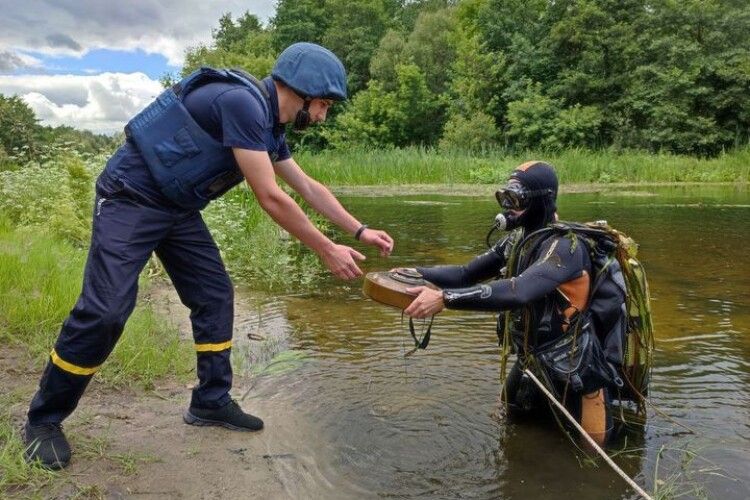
[0,1,278,134]
[0,73,164,134]
[0,0,277,67]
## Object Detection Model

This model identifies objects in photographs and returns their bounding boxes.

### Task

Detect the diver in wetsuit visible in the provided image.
[404,161,613,445]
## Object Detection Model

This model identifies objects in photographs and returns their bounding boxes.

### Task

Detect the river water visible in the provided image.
[236,185,749,499]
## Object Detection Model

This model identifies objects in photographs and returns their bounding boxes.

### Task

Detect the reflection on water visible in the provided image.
[237,185,750,499]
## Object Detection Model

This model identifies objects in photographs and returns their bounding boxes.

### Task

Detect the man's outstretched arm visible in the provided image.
[273,157,394,256]
[405,236,587,318]
[234,148,365,280]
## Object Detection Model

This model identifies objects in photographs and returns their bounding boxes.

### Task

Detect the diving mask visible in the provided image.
[495,181,553,211]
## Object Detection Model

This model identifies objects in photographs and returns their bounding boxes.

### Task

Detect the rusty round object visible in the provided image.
[362,269,437,310]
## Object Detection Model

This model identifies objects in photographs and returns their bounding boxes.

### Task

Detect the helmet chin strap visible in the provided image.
[293,98,312,132]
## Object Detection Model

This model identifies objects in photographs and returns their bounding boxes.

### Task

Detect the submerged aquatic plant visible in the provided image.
[643,440,736,500]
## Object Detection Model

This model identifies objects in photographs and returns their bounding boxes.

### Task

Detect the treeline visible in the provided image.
[0,94,119,167]
[180,0,750,156]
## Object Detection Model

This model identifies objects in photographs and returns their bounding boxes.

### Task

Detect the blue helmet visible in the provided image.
[271,42,347,101]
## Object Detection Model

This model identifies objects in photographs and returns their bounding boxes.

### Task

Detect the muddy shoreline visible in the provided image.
[3,280,306,499]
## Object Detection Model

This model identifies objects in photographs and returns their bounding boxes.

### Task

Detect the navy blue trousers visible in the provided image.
[28,173,234,425]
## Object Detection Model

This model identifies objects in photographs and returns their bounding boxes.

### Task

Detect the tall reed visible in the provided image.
[296,146,750,185]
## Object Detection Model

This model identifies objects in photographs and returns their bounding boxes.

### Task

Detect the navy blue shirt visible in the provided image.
[103,77,290,206]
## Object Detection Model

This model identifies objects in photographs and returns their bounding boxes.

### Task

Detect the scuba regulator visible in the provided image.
[486,180,555,247]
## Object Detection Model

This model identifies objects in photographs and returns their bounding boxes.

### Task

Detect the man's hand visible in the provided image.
[359,228,394,257]
[404,286,445,319]
[273,158,396,258]
[319,243,366,280]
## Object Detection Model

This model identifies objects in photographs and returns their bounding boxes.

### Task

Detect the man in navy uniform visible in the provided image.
[24,42,394,470]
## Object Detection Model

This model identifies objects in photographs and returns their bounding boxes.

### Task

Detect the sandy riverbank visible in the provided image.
[2,280,314,499]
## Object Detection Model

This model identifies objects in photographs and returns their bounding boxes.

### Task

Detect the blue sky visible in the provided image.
[17,49,179,80]
[0,0,276,133]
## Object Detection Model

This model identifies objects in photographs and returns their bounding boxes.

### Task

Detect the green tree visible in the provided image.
[326,64,439,148]
[395,0,455,32]
[325,81,402,148]
[369,29,407,91]
[469,0,556,131]
[439,111,499,152]
[0,144,9,170]
[446,31,506,120]
[552,104,603,149]
[214,12,263,50]
[505,84,561,150]
[270,0,329,52]
[543,0,643,147]
[0,94,39,159]
[322,0,393,94]
[37,125,119,156]
[159,72,178,89]
[403,8,457,95]
[183,12,275,77]
[183,43,275,78]
[184,0,750,154]
[620,0,750,154]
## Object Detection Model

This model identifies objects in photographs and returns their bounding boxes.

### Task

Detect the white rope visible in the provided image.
[523,369,654,500]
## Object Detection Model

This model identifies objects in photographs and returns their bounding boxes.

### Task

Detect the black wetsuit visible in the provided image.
[417,231,612,426]
[419,233,590,314]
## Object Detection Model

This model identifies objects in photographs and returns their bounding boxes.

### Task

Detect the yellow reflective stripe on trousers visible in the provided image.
[195,340,232,353]
[50,348,101,376]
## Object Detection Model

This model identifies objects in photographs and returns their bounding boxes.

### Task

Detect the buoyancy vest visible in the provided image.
[124,67,271,210]
[500,227,619,396]
[502,221,654,404]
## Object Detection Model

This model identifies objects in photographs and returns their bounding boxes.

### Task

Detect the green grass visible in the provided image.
[297,147,486,184]
[296,146,750,185]
[0,220,193,389]
[0,389,159,498]
[72,426,159,476]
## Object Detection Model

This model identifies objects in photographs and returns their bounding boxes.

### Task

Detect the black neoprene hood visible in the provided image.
[508,161,559,231]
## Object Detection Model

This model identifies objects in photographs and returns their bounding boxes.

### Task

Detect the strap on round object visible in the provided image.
[404,314,433,356]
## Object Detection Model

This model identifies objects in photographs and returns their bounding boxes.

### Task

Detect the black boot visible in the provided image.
[24,422,71,470]
[183,400,264,431]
